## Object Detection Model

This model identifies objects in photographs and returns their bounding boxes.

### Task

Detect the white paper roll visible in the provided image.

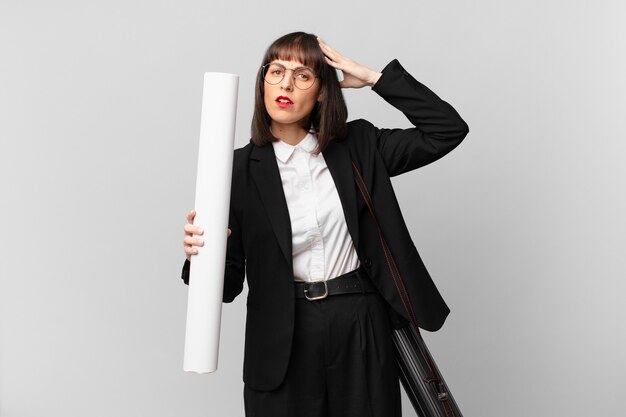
[183,72,239,373]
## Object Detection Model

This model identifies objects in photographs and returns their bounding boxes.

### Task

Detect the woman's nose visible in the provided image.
[280,72,294,90]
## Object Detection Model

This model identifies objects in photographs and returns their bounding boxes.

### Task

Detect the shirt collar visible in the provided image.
[272,131,318,163]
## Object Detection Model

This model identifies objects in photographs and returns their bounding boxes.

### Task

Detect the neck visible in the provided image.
[270,121,309,146]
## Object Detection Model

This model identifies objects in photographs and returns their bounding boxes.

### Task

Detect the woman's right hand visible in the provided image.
[183,209,231,261]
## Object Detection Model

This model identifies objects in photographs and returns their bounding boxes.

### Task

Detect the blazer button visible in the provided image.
[364,257,372,268]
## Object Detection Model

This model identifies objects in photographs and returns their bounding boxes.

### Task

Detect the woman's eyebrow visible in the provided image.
[271,61,313,71]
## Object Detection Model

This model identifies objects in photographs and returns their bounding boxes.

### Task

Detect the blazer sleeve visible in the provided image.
[363,58,469,177]
[180,190,246,303]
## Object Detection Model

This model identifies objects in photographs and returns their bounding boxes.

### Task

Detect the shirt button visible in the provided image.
[364,257,372,267]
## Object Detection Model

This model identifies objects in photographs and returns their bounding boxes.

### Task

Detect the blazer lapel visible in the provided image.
[250,143,293,273]
[322,140,360,254]
[249,139,360,277]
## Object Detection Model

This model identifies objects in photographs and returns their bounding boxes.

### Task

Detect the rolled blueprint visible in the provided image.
[183,72,239,373]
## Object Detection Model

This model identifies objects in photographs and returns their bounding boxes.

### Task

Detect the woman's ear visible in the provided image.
[317,89,324,102]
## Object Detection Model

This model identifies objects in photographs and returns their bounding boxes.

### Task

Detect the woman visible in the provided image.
[181,31,469,417]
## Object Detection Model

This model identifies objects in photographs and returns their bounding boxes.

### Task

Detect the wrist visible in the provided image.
[368,71,382,87]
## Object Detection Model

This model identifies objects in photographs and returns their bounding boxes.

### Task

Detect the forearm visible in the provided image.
[361,58,469,176]
[372,59,469,139]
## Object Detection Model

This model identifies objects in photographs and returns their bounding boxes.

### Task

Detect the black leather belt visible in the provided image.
[294,266,378,300]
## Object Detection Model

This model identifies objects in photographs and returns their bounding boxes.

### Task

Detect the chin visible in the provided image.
[267,111,305,126]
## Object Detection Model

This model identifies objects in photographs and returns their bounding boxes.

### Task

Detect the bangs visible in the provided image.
[265,33,323,72]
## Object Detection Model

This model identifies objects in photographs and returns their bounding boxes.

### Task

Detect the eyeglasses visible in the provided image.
[261,62,318,90]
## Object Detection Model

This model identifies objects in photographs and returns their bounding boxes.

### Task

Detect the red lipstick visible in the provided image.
[275,96,293,108]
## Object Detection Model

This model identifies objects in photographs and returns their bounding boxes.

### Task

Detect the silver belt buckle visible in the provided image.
[304,280,328,301]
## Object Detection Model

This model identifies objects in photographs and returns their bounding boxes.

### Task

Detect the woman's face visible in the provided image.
[263,58,321,130]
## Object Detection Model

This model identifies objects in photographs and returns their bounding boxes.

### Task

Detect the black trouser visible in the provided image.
[243,274,402,417]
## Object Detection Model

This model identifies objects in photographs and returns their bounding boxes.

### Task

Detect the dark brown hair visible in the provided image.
[251,32,348,154]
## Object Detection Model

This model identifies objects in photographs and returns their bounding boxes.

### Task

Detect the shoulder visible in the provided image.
[340,118,379,150]
[347,118,374,130]
[235,140,254,155]
[230,141,255,183]
[233,141,254,164]
[229,142,255,207]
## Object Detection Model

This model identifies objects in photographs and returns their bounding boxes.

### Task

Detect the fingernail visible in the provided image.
[198,228,204,234]
[198,239,204,245]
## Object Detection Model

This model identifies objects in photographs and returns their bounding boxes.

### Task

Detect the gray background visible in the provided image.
[1,1,624,416]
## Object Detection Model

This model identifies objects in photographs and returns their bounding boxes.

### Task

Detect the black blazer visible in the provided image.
[181,58,469,391]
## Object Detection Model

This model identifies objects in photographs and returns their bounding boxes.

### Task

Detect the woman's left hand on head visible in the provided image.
[317,37,382,89]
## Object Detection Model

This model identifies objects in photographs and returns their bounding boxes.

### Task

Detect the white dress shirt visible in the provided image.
[271,132,361,282]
